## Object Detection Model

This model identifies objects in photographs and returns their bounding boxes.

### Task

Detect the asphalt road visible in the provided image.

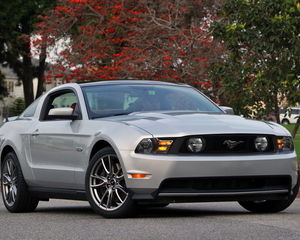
[0,198,300,240]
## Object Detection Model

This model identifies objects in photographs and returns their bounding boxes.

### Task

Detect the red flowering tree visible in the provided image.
[35,0,226,103]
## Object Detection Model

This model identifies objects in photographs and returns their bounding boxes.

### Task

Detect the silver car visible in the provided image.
[0,80,299,218]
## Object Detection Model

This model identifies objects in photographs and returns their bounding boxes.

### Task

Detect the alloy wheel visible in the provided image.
[2,159,17,207]
[88,153,128,211]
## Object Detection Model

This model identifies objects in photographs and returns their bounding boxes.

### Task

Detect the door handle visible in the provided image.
[31,129,39,137]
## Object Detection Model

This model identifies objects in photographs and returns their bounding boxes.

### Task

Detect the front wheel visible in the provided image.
[238,180,299,213]
[85,147,141,218]
[1,152,39,212]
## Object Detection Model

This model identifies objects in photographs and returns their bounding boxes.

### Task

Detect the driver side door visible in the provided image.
[29,90,80,189]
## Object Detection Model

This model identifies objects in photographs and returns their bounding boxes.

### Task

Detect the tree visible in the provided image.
[9,97,25,117]
[210,0,300,121]
[35,0,227,104]
[0,71,8,99]
[0,0,57,107]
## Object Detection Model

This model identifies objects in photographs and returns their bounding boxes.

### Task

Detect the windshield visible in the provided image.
[81,83,222,118]
[19,95,43,118]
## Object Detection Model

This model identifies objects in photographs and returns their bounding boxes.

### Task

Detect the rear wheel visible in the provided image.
[85,147,141,218]
[238,180,299,213]
[281,119,290,125]
[1,152,39,212]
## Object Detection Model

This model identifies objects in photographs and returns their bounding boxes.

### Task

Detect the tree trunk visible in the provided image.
[22,41,34,107]
[292,122,300,139]
[36,47,47,99]
[20,20,34,107]
[272,90,281,124]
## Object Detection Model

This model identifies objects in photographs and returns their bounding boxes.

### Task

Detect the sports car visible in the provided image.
[0,80,299,218]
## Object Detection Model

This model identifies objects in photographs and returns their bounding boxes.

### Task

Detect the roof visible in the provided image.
[78,80,187,87]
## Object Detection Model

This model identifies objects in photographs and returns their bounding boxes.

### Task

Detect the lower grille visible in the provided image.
[159,176,290,193]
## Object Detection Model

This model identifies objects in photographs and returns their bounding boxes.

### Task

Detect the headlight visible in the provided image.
[136,138,173,153]
[187,138,205,153]
[254,136,268,151]
[277,137,294,151]
[136,138,154,153]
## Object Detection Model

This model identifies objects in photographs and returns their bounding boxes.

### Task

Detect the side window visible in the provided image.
[51,92,78,108]
[291,109,298,115]
[43,91,79,120]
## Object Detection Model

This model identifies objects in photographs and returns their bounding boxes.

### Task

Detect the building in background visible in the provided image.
[0,65,38,122]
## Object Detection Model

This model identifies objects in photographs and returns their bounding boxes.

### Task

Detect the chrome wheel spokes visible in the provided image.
[2,159,17,206]
[89,154,128,211]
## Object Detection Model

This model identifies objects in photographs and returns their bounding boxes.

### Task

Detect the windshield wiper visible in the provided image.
[92,112,131,119]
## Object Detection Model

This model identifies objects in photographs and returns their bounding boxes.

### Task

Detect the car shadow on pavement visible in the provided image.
[4,198,298,219]
[35,205,95,216]
[139,205,251,218]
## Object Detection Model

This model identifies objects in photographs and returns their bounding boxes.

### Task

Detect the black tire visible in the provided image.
[238,180,299,213]
[281,119,290,125]
[1,152,39,213]
[85,147,141,218]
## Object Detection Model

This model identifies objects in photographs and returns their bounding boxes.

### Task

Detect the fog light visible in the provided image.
[254,136,268,151]
[187,138,205,153]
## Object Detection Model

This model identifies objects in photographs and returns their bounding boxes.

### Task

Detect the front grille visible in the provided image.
[159,176,290,193]
[168,134,275,154]
[204,135,253,152]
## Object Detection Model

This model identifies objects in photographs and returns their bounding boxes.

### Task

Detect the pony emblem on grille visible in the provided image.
[223,140,244,149]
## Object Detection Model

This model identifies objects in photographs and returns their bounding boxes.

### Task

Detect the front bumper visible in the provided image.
[119,150,298,202]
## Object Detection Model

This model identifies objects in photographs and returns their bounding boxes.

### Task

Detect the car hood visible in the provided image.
[103,111,289,137]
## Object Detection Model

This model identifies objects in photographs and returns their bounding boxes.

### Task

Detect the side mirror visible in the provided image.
[48,107,78,120]
[220,106,234,115]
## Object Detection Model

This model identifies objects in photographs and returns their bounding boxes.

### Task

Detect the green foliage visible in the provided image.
[9,97,25,117]
[0,0,57,107]
[210,0,300,120]
[282,124,300,163]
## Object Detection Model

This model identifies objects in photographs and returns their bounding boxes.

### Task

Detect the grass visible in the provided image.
[281,124,300,164]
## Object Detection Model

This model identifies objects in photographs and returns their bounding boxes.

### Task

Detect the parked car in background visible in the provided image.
[256,111,277,122]
[280,107,300,124]
[0,80,299,218]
